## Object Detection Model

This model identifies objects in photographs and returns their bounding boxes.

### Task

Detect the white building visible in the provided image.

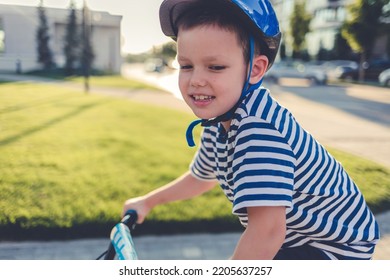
[0,4,122,73]
[272,0,388,60]
[272,0,352,57]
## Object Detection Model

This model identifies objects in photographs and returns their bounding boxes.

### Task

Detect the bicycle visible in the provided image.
[96,209,139,260]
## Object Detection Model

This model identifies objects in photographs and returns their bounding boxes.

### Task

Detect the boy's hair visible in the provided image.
[175,0,271,64]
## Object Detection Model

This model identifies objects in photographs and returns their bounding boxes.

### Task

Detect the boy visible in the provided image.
[123,0,379,259]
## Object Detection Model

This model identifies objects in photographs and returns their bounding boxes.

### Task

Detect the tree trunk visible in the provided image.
[358,52,366,82]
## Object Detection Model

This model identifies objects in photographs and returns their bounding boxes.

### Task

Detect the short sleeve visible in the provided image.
[232,117,295,214]
[190,128,217,181]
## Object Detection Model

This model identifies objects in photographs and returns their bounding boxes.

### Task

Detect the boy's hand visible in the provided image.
[122,196,151,223]
[121,172,215,224]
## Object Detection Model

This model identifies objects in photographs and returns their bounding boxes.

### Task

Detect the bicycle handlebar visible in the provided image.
[121,209,138,230]
[102,209,138,260]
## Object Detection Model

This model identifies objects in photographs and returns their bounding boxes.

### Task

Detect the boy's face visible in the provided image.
[177,25,247,121]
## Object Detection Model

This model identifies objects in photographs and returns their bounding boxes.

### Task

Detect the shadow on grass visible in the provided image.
[369,199,390,217]
[0,80,14,85]
[0,100,109,147]
[0,93,80,115]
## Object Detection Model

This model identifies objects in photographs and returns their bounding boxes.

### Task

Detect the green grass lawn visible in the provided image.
[0,81,389,240]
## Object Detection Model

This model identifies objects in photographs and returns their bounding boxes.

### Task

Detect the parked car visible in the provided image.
[322,60,359,69]
[265,61,327,85]
[379,68,390,87]
[328,66,357,81]
[335,60,390,82]
[364,60,390,81]
[323,60,359,81]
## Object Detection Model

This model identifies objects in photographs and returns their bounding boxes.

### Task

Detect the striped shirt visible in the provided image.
[190,87,380,259]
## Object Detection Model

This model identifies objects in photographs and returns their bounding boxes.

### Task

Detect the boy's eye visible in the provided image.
[209,65,226,71]
[180,65,193,70]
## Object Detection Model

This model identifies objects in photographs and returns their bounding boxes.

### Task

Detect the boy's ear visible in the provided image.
[249,55,269,84]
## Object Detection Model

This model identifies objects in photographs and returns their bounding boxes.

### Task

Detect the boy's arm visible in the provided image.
[231,206,286,260]
[122,171,216,222]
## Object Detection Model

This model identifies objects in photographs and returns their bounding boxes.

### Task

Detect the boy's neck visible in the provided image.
[221,120,231,132]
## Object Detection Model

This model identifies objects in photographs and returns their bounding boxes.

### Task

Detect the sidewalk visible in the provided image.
[0,73,389,260]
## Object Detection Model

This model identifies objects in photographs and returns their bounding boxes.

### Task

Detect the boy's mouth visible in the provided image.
[190,94,215,101]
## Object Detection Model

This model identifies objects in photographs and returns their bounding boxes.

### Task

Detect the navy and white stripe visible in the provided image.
[190,87,379,259]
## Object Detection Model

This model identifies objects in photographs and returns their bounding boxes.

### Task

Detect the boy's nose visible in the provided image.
[190,69,207,87]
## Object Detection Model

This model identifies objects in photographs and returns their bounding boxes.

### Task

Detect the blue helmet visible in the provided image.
[159,0,282,147]
[159,0,281,69]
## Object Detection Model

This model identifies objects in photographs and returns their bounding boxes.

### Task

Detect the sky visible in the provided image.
[0,0,171,54]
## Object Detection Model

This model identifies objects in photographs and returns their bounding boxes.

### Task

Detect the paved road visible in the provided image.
[0,72,389,260]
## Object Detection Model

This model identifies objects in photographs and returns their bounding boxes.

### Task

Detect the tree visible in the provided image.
[279,42,287,61]
[63,1,79,76]
[36,0,53,70]
[290,1,311,60]
[341,0,389,81]
[81,1,94,92]
[161,41,177,60]
[333,31,356,61]
[382,1,390,58]
[317,40,331,61]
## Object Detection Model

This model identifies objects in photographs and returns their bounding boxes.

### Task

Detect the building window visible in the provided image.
[0,18,4,53]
